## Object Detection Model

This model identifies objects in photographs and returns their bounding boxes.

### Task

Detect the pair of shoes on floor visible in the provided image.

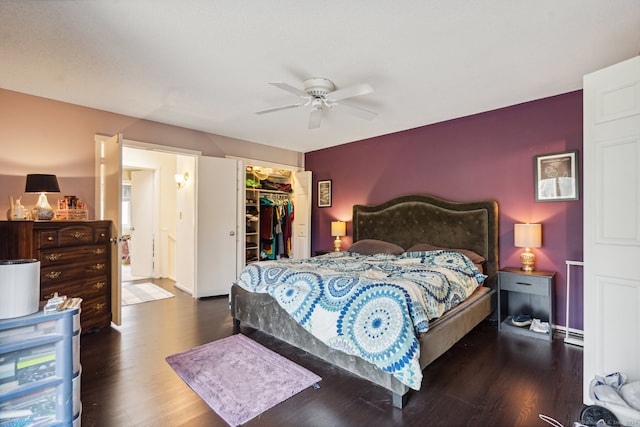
[529,318,550,333]
[511,314,550,334]
[511,314,532,327]
[511,314,549,334]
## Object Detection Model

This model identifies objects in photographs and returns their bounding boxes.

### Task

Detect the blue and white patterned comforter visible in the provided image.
[235,250,487,390]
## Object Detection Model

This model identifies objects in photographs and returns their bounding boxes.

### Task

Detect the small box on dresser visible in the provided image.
[498,267,555,342]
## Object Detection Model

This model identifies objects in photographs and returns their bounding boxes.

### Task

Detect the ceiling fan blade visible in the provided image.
[255,103,303,115]
[326,83,373,102]
[269,82,306,97]
[334,100,378,120]
[308,108,323,129]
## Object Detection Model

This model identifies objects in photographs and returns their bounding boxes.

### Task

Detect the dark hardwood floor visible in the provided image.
[80,279,585,426]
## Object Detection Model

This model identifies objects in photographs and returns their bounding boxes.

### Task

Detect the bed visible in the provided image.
[230,194,499,408]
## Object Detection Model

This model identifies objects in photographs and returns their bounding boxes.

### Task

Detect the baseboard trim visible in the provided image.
[554,324,584,347]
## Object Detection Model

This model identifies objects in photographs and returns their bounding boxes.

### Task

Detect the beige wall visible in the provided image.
[0,88,303,218]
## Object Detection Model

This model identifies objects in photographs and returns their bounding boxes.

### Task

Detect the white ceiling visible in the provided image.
[1,1,639,153]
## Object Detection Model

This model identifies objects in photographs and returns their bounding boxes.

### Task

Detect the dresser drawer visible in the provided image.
[56,225,97,246]
[42,275,109,301]
[95,227,109,243]
[37,230,59,248]
[39,245,107,266]
[41,261,108,285]
[80,295,111,330]
[499,271,551,296]
[38,225,96,248]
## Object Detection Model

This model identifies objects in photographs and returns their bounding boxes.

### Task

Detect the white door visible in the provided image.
[130,170,154,278]
[292,171,312,259]
[583,56,640,403]
[195,156,242,297]
[94,134,122,326]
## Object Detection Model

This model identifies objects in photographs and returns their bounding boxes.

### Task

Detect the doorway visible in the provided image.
[120,144,196,291]
[96,136,309,324]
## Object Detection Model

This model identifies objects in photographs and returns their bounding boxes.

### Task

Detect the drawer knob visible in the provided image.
[44,292,56,300]
[45,253,62,262]
[45,271,62,280]
[94,281,106,289]
[47,236,54,241]
[93,248,105,255]
[71,232,86,239]
[94,303,106,312]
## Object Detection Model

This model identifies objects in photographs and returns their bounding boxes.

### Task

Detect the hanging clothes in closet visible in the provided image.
[260,196,294,260]
[260,198,274,258]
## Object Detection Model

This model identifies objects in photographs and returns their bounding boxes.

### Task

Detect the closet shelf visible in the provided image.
[245,188,291,195]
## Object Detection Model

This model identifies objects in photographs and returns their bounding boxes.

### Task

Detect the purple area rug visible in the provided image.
[166,334,321,426]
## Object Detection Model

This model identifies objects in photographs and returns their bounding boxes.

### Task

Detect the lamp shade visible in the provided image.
[25,174,60,193]
[331,221,346,237]
[514,223,542,248]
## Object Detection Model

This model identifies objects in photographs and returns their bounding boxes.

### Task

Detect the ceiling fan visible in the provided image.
[255,77,377,129]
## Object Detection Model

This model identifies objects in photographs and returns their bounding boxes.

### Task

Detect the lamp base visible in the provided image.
[520,248,535,272]
[333,237,342,252]
[32,193,54,220]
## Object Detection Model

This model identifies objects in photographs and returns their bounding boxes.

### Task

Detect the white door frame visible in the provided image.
[122,139,201,293]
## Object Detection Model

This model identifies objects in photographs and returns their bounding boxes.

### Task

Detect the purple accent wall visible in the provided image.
[305,91,584,330]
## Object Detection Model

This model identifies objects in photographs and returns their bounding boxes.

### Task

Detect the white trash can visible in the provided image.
[0,259,41,319]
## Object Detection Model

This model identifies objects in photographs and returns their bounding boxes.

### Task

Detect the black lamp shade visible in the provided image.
[25,174,60,193]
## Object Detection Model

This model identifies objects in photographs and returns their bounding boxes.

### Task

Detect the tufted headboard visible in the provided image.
[352,194,499,289]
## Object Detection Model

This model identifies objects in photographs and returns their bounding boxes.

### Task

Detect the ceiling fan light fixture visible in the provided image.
[256,76,377,128]
[308,107,323,129]
[302,78,335,97]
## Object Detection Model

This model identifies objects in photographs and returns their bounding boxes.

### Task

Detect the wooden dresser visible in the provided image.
[0,220,112,333]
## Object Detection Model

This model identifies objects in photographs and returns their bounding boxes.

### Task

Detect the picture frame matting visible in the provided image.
[534,150,579,202]
[318,180,332,207]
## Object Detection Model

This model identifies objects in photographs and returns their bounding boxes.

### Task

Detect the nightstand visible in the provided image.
[498,267,555,342]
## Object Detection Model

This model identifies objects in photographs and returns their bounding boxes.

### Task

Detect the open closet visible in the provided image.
[245,165,307,264]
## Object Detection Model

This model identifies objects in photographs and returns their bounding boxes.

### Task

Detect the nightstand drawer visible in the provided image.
[499,272,550,296]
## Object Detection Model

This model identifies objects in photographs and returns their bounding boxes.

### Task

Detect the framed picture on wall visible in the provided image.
[318,180,332,207]
[534,150,579,201]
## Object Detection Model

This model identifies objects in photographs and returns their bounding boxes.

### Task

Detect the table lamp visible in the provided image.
[514,223,542,271]
[331,220,346,251]
[25,174,60,220]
